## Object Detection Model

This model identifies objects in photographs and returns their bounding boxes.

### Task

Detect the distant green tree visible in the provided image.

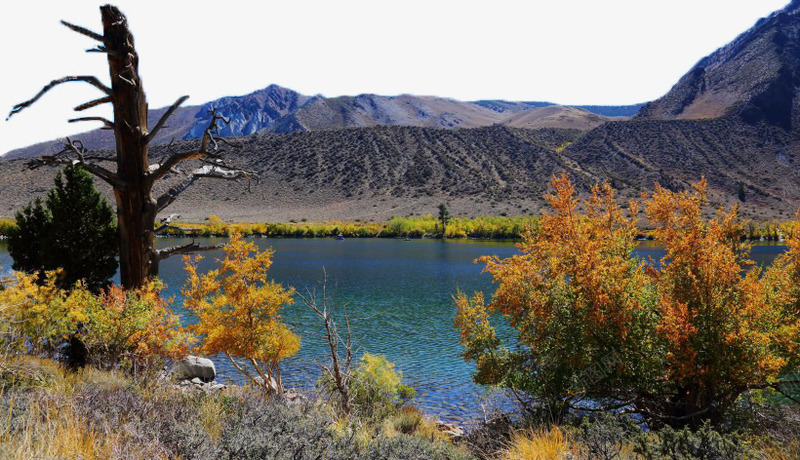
[9,165,118,292]
[737,181,746,202]
[437,203,450,237]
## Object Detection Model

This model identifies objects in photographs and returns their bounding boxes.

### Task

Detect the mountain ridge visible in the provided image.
[3,84,641,159]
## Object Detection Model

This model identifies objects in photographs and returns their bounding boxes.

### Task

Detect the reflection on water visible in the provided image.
[0,238,789,421]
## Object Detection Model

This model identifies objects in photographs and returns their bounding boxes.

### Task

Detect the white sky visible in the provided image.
[0,0,790,155]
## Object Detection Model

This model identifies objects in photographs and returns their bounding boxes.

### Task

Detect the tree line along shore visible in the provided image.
[1,215,791,241]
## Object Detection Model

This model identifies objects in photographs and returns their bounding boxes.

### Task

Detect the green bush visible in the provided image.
[0,218,15,238]
[574,413,642,460]
[634,422,752,459]
[367,435,473,460]
[347,353,415,420]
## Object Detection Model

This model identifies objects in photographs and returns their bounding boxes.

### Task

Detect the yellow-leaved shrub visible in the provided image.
[182,233,299,394]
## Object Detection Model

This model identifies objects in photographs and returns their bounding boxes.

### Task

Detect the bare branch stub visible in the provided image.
[68,116,114,129]
[74,96,113,112]
[145,95,189,144]
[155,240,222,261]
[86,45,119,57]
[60,20,104,42]
[6,76,112,120]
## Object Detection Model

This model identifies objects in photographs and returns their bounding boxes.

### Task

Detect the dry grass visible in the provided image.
[382,406,449,443]
[0,356,63,391]
[0,356,144,459]
[0,395,116,460]
[502,426,572,460]
[197,394,227,442]
[1,355,468,459]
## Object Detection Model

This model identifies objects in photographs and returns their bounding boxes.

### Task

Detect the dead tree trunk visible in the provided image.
[102,6,154,288]
[8,5,254,289]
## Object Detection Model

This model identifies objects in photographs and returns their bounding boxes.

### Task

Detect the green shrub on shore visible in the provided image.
[343,352,416,420]
[0,218,15,238]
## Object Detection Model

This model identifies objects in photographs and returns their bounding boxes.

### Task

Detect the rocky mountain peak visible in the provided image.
[637,1,800,131]
[185,85,311,138]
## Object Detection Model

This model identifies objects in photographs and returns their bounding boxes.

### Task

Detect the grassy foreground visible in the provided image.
[0,356,471,460]
[2,356,798,459]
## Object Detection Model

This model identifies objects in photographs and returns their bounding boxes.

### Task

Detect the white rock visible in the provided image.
[171,355,216,382]
[253,376,280,394]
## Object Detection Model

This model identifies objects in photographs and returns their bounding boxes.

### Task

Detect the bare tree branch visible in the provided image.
[26,138,125,190]
[298,270,354,415]
[74,96,113,112]
[85,45,119,57]
[149,149,217,183]
[68,116,114,129]
[145,95,189,144]
[148,108,251,186]
[191,164,258,192]
[155,174,200,213]
[60,20,104,42]
[155,240,223,261]
[199,110,230,152]
[80,155,117,163]
[154,164,256,213]
[154,213,181,234]
[7,76,113,120]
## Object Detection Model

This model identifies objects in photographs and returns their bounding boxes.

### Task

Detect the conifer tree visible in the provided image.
[9,165,118,292]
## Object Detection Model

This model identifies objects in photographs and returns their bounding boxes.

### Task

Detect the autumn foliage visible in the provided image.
[182,233,299,394]
[0,271,190,371]
[456,175,800,426]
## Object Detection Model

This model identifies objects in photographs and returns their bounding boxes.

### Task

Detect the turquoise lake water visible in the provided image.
[0,238,789,421]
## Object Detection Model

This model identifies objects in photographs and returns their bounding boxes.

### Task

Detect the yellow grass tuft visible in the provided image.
[198,395,227,442]
[0,395,113,460]
[503,426,572,460]
[381,406,449,443]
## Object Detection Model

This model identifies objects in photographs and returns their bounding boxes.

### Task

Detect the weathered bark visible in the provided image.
[101,6,154,289]
[10,5,255,290]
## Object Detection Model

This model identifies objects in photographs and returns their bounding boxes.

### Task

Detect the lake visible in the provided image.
[0,238,789,422]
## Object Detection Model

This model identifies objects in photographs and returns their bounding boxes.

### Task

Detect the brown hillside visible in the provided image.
[0,126,589,222]
[503,106,614,131]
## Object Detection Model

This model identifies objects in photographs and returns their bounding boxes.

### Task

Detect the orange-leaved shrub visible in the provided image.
[643,179,796,424]
[0,271,191,372]
[182,233,299,394]
[455,175,800,427]
[81,279,192,370]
